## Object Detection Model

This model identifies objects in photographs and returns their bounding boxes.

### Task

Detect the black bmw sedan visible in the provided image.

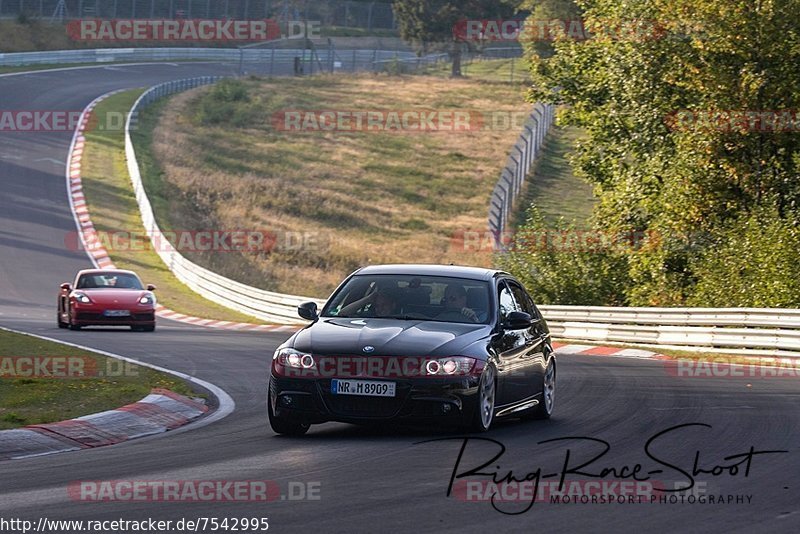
[268,265,556,435]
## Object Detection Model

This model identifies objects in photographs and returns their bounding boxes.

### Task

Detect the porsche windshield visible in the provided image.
[76,273,143,290]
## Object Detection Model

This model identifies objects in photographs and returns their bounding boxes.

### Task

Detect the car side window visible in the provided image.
[529,297,543,320]
[508,282,534,317]
[498,282,517,322]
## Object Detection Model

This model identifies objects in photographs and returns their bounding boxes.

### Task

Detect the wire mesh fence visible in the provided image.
[488,103,556,243]
[1,0,396,30]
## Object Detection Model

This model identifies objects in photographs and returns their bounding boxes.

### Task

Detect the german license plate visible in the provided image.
[103,310,131,317]
[331,379,395,397]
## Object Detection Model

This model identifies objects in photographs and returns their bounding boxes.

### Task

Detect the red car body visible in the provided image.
[57,269,157,331]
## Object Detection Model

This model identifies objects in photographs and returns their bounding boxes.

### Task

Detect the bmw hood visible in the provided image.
[290,318,491,358]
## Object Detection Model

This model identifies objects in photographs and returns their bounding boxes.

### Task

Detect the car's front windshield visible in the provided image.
[76,273,143,290]
[322,274,491,324]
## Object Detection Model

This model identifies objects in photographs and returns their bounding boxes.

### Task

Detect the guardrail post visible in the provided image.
[524,126,534,171]
[514,145,526,195]
[509,155,521,197]
[496,182,509,236]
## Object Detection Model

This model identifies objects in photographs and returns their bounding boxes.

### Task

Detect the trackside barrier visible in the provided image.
[124,79,800,354]
[540,305,800,356]
[0,47,420,69]
[488,102,556,242]
[125,77,325,325]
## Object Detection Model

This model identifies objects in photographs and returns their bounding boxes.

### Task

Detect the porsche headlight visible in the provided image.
[72,292,92,304]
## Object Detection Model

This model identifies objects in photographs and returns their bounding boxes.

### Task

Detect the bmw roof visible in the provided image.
[354,264,506,281]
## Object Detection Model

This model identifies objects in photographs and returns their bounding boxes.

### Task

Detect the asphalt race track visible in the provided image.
[0,63,798,533]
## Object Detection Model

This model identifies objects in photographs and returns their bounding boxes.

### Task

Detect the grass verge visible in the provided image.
[514,124,596,228]
[79,90,261,323]
[0,329,199,430]
[139,74,530,297]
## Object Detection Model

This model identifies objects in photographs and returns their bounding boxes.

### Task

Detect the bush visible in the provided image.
[689,208,800,308]
[210,79,249,102]
[497,209,631,305]
[193,80,259,127]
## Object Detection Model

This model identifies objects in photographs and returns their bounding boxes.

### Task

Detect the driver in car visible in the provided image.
[436,284,479,323]
[339,289,397,318]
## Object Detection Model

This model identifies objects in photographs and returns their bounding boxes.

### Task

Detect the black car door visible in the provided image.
[508,280,548,391]
[491,279,533,406]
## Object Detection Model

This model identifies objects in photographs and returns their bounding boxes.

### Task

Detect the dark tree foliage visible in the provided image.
[393,0,518,76]
[507,0,800,307]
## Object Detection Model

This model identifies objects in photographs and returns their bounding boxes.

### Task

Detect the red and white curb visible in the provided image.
[155,306,299,332]
[552,342,669,361]
[0,389,207,461]
[66,91,299,334]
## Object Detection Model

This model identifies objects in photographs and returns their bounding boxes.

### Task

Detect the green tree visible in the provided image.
[519,0,583,58]
[393,0,519,76]
[515,0,800,306]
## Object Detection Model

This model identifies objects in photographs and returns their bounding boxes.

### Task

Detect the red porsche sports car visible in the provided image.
[57,269,157,331]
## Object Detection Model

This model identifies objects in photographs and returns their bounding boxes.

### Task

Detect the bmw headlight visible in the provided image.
[425,356,477,376]
[273,348,315,369]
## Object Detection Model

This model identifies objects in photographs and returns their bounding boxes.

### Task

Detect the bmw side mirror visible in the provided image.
[298,301,319,321]
[146,284,157,291]
[504,311,532,330]
[60,283,71,290]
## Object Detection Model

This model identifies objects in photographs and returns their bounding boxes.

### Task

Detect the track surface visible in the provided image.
[0,63,798,533]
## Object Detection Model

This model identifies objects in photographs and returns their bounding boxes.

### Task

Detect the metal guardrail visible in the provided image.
[0,46,417,67]
[125,77,324,325]
[488,102,555,241]
[541,306,800,356]
[123,78,800,355]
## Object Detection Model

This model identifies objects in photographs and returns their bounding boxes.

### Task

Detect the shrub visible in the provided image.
[689,207,800,308]
[497,208,630,305]
[193,80,259,127]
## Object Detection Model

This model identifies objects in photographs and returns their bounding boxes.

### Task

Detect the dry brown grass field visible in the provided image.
[137,74,531,297]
